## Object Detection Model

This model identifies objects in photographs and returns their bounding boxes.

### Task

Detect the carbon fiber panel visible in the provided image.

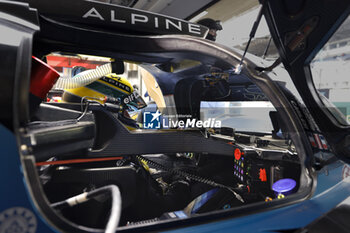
[88,109,233,157]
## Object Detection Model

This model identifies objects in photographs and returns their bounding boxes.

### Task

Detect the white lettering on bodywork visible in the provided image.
[83,7,105,20]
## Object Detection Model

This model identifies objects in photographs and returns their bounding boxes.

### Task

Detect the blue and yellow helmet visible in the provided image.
[63,73,146,109]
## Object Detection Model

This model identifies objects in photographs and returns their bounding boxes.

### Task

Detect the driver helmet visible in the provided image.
[63,73,146,108]
[62,73,147,128]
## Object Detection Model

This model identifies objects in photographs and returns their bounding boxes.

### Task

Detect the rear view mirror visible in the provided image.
[111,60,125,74]
[205,79,231,100]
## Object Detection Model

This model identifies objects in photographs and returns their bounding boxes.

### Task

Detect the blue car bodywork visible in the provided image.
[1,0,350,232]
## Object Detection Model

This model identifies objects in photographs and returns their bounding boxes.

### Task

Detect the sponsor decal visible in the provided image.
[100,76,131,93]
[123,91,140,105]
[82,7,203,36]
[318,134,329,150]
[143,111,221,129]
[313,133,323,150]
[0,207,37,233]
[307,133,329,151]
[307,132,317,148]
[313,133,329,150]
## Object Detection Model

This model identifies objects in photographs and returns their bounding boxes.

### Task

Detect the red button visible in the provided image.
[234,148,241,160]
[259,168,267,182]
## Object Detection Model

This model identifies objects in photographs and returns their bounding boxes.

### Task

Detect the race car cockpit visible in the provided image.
[3,0,316,232]
[31,60,301,230]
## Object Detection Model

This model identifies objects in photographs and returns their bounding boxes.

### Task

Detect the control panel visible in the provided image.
[231,143,300,197]
[233,148,246,183]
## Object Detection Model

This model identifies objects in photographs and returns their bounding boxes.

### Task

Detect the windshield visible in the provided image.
[310,14,350,125]
[200,101,275,133]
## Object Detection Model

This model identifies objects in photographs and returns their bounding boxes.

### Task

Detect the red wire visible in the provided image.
[36,157,123,166]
